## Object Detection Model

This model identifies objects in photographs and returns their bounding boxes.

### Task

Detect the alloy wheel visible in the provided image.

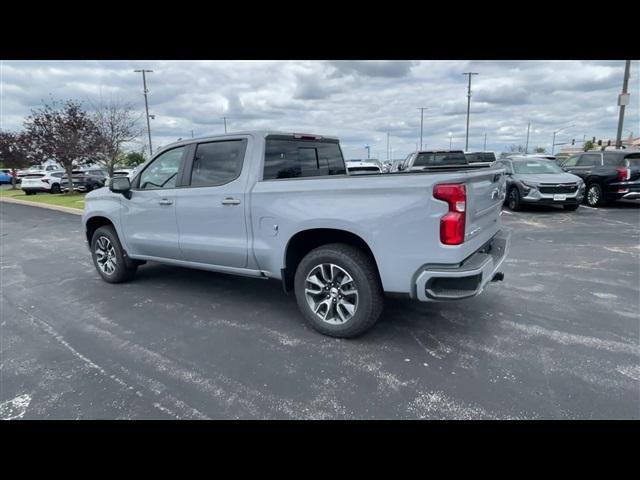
[95,236,117,275]
[304,263,359,325]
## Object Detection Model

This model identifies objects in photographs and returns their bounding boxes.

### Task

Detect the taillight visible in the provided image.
[433,183,466,245]
[615,167,630,182]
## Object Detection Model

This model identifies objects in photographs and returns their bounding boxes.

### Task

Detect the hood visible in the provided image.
[516,172,581,184]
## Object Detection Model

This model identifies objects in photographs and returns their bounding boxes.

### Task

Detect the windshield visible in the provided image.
[513,160,563,174]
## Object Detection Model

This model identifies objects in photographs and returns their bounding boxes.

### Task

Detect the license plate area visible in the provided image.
[553,194,567,201]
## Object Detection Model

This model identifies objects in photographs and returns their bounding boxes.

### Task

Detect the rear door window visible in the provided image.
[603,154,624,166]
[577,154,601,167]
[189,139,247,187]
[263,139,346,180]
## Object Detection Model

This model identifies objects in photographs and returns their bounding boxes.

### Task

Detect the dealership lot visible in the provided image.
[1,201,638,419]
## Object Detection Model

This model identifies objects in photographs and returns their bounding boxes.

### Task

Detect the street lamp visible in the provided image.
[551,124,575,154]
[365,145,370,159]
[448,132,453,150]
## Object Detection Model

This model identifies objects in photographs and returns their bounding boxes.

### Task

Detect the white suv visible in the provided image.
[20,170,66,195]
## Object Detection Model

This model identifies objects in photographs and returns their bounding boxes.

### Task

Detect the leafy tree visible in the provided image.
[91,98,143,176]
[583,140,594,151]
[121,151,146,168]
[534,146,546,153]
[24,100,102,194]
[0,131,36,189]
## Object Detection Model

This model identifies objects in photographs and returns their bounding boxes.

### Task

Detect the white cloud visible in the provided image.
[1,60,638,159]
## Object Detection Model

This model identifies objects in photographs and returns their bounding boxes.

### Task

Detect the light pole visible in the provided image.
[365,145,370,159]
[525,122,531,154]
[615,60,632,149]
[386,132,390,161]
[417,107,428,150]
[134,69,154,156]
[221,117,228,133]
[483,132,487,151]
[448,132,453,150]
[551,124,575,154]
[462,72,479,151]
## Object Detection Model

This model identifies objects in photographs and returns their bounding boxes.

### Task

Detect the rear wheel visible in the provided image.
[585,183,604,207]
[50,183,61,194]
[507,187,521,211]
[294,243,383,338]
[91,226,137,283]
[24,190,35,196]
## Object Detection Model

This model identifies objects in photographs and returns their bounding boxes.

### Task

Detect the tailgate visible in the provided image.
[464,168,506,242]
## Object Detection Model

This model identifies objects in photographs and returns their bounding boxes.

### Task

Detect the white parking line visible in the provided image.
[501,210,513,215]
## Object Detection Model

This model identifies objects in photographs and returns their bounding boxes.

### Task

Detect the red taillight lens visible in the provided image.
[434,183,466,245]
[615,167,630,182]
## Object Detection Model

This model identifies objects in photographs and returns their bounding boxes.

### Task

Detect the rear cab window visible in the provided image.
[413,151,468,167]
[263,135,346,180]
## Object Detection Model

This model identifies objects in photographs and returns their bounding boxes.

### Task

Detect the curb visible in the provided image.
[0,196,83,216]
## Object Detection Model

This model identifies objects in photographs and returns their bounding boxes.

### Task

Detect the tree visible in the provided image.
[583,140,594,152]
[508,144,525,153]
[121,151,146,168]
[0,131,35,189]
[534,146,546,153]
[91,98,143,177]
[24,100,102,194]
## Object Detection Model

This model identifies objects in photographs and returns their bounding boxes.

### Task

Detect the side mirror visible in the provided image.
[109,176,131,198]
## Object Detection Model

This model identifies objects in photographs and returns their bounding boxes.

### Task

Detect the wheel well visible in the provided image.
[282,228,379,292]
[85,216,113,244]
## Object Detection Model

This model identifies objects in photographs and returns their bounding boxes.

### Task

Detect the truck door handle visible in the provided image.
[221,197,241,205]
[158,199,173,206]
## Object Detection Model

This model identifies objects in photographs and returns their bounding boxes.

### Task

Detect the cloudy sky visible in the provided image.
[1,60,638,159]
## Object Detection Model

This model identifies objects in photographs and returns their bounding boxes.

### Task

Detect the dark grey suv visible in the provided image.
[495,156,585,211]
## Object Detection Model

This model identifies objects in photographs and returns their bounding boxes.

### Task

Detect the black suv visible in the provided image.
[561,150,640,206]
[60,169,107,193]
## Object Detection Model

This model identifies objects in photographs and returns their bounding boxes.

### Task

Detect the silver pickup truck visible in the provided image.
[82,131,510,338]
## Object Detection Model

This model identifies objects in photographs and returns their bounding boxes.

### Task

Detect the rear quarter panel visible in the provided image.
[250,169,505,294]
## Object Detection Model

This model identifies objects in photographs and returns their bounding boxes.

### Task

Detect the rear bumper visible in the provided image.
[414,229,511,302]
[605,181,640,200]
[21,187,50,192]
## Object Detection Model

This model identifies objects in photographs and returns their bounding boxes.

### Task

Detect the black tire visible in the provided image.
[563,204,579,211]
[50,183,61,194]
[294,243,384,338]
[507,187,521,211]
[585,183,604,207]
[90,225,137,283]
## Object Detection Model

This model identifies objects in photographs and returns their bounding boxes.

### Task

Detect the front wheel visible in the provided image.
[507,187,521,211]
[294,243,384,338]
[91,225,137,283]
[585,183,604,207]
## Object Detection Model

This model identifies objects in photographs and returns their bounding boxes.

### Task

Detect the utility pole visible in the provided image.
[525,123,531,154]
[134,69,154,156]
[222,117,228,133]
[365,145,370,159]
[417,107,428,150]
[386,132,390,161]
[462,72,479,151]
[191,130,194,138]
[615,60,631,149]
[448,133,453,150]
[483,132,487,151]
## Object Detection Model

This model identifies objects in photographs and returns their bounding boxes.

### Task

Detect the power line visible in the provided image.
[133,69,154,156]
[462,72,479,151]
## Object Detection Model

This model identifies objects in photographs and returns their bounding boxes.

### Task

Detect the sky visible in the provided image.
[1,60,638,160]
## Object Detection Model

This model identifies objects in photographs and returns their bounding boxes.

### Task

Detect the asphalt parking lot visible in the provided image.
[1,201,639,419]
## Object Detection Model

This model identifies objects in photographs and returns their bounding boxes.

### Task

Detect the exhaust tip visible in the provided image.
[491,272,504,282]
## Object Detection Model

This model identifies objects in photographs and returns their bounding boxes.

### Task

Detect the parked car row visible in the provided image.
[18,168,108,195]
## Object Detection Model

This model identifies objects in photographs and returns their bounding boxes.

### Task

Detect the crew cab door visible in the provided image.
[174,138,249,268]
[121,146,186,259]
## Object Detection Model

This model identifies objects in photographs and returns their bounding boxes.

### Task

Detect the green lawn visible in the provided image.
[0,187,85,209]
